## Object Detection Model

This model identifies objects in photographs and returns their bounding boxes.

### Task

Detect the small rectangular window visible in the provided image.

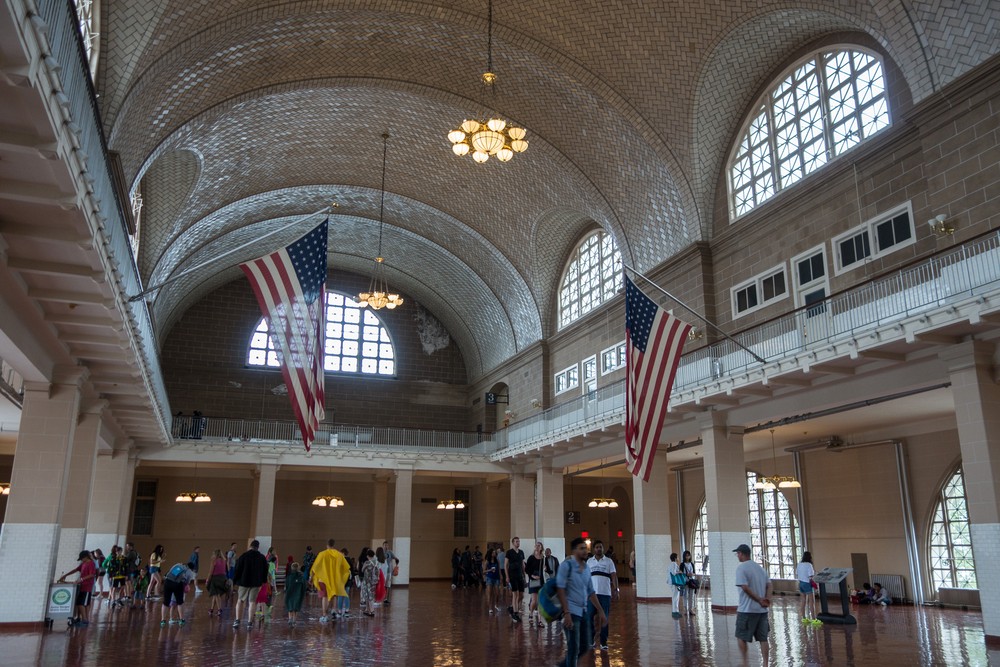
[583,356,597,383]
[797,253,825,286]
[453,489,470,538]
[732,264,787,317]
[131,480,157,536]
[874,211,913,253]
[601,341,626,374]
[555,364,580,395]
[835,203,914,274]
[838,231,871,268]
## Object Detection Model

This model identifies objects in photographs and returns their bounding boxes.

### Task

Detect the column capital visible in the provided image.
[939,340,996,373]
[696,409,744,438]
[51,364,90,387]
[78,397,109,418]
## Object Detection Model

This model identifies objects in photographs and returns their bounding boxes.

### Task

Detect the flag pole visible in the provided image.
[624,264,767,365]
[127,205,334,302]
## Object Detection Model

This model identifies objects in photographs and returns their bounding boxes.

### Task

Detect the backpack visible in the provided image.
[168,563,187,579]
[538,576,563,623]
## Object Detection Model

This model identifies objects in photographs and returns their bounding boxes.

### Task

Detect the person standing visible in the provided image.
[147,545,165,599]
[682,550,697,616]
[382,541,396,604]
[669,553,687,618]
[302,546,316,589]
[91,549,107,603]
[285,562,306,625]
[505,537,527,623]
[123,542,140,603]
[734,544,772,665]
[339,548,355,617]
[360,548,379,617]
[629,548,636,586]
[797,551,818,622]
[556,537,607,667]
[451,548,462,590]
[57,550,98,627]
[160,561,196,627]
[207,549,228,615]
[226,543,237,583]
[542,547,560,585]
[310,539,351,623]
[189,546,201,592]
[232,540,269,629]
[587,539,619,651]
[483,548,500,613]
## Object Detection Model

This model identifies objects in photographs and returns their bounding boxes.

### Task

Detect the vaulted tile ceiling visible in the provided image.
[96,0,997,377]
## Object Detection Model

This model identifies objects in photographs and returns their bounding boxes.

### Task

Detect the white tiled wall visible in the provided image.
[635,533,672,599]
[0,523,60,622]
[971,523,1000,637]
[707,531,751,609]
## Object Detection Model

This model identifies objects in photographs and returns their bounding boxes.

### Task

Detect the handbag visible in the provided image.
[687,577,700,590]
[811,580,819,590]
[392,564,399,577]
[670,572,688,587]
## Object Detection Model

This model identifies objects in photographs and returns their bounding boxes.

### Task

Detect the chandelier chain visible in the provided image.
[377,132,388,257]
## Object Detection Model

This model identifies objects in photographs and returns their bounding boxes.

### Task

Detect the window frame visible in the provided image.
[928,466,977,591]
[832,202,914,275]
[557,230,624,330]
[554,363,580,396]
[731,263,789,319]
[746,470,802,580]
[728,46,891,221]
[601,341,626,375]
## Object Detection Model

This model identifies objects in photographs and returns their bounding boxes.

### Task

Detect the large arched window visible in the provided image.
[929,467,977,590]
[73,0,99,77]
[691,500,710,575]
[558,230,623,328]
[692,472,803,579]
[729,48,890,219]
[247,291,395,376]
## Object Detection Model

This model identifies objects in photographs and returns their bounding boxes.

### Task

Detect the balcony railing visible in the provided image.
[171,416,500,455]
[495,230,1000,453]
[35,1,171,432]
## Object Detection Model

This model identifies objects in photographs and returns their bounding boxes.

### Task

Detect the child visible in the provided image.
[58,551,97,627]
[284,562,305,626]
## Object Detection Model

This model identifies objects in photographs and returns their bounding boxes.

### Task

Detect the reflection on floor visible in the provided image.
[2,583,996,666]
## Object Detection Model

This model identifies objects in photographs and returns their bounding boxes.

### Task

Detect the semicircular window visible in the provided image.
[247,291,395,376]
[729,48,891,219]
[929,467,976,590]
[558,230,623,329]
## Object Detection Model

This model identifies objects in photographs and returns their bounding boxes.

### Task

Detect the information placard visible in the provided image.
[48,583,75,616]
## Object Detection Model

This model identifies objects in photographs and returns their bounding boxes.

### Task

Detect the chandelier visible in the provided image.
[175,491,211,503]
[588,497,619,509]
[436,498,466,510]
[755,429,802,490]
[358,133,404,310]
[446,0,528,163]
[0,482,10,495]
[312,495,345,508]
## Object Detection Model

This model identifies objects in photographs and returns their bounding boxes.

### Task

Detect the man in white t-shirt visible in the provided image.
[733,544,772,665]
[587,540,619,652]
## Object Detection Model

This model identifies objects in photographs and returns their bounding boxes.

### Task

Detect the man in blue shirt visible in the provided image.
[557,537,607,667]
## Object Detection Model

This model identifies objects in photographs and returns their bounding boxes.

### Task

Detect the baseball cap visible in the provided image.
[732,544,751,555]
[77,550,90,560]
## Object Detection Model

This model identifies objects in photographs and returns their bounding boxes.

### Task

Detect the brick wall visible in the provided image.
[161,270,470,431]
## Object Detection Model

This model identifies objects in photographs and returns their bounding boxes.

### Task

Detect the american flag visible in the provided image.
[624,276,691,482]
[240,220,328,451]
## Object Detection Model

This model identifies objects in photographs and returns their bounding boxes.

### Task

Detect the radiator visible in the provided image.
[870,574,906,603]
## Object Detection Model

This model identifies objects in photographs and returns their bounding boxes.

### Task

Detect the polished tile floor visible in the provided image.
[3,584,997,666]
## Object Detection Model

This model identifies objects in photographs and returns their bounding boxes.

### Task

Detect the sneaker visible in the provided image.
[488,609,494,615]
[232,620,240,628]
[672,611,681,619]
[601,645,609,651]
[246,621,254,628]
[160,620,167,627]
[319,616,328,623]
[178,619,186,626]
[513,613,522,623]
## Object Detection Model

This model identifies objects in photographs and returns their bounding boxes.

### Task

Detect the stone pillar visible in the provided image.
[55,402,105,576]
[700,411,749,612]
[536,466,565,558]
[632,450,671,599]
[115,452,138,546]
[942,342,1000,642]
[0,368,86,623]
[391,469,412,585]
[252,464,278,549]
[510,473,535,546]
[86,447,134,552]
[371,475,390,550]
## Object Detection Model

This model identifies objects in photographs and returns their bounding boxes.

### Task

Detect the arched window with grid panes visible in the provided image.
[558,230,623,329]
[728,48,891,219]
[691,500,710,575]
[247,291,395,376]
[692,473,803,580]
[929,467,977,590]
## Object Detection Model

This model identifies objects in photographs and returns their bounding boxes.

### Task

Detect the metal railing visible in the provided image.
[495,231,1000,452]
[171,416,500,454]
[34,2,171,432]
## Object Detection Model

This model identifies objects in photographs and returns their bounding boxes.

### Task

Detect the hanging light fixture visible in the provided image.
[175,463,211,503]
[755,429,801,490]
[446,0,528,163]
[312,467,346,508]
[437,473,467,510]
[358,133,404,310]
[588,459,619,509]
[0,482,9,495]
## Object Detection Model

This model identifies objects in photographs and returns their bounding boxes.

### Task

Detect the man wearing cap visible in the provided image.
[733,544,772,665]
[58,551,98,626]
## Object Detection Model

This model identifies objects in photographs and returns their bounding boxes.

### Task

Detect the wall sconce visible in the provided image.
[687,328,704,341]
[927,214,954,236]
[531,399,541,409]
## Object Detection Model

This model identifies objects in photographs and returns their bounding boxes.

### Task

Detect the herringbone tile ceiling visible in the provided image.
[96,0,999,377]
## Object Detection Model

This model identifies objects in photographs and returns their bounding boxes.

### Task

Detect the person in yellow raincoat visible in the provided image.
[309,539,351,622]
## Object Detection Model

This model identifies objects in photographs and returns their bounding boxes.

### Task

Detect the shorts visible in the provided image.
[227,567,235,580]
[150,567,161,574]
[237,586,261,603]
[799,581,813,594]
[528,580,542,594]
[485,577,499,587]
[735,612,769,643]
[317,582,328,598]
[509,576,526,593]
[163,580,185,607]
[112,578,126,589]
[75,590,92,608]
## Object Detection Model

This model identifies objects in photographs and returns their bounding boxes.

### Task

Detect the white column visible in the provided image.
[55,402,104,577]
[942,342,1000,642]
[510,473,535,546]
[86,447,134,552]
[0,368,86,623]
[252,464,277,549]
[632,450,672,599]
[391,469,412,585]
[700,411,749,612]
[536,466,565,558]
[370,475,390,550]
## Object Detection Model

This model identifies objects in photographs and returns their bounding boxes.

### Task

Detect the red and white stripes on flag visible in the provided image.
[624,277,692,482]
[240,221,327,451]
